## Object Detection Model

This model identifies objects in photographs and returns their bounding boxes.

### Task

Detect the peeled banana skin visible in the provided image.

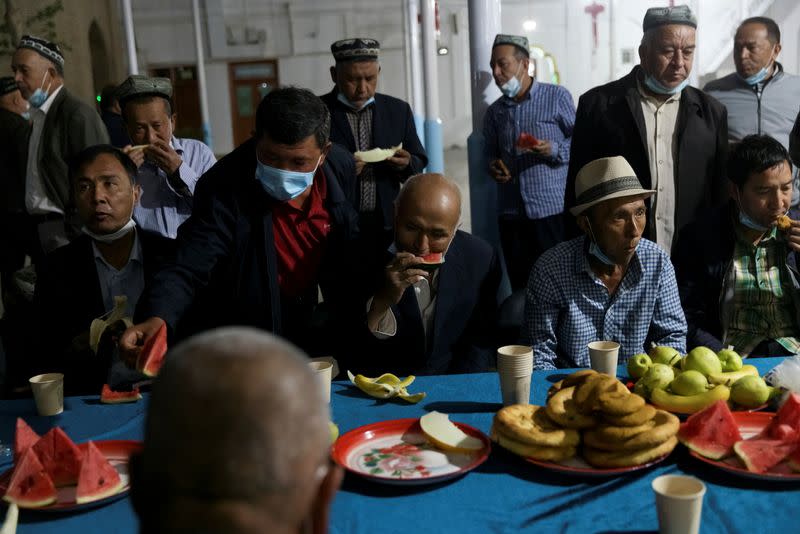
[650,384,730,414]
[347,371,426,403]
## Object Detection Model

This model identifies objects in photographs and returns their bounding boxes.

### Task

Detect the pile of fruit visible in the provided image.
[678,394,800,473]
[3,419,124,508]
[491,370,679,468]
[627,345,778,414]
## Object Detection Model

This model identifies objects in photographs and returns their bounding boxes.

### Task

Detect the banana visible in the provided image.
[707,365,759,387]
[347,370,425,403]
[650,384,730,414]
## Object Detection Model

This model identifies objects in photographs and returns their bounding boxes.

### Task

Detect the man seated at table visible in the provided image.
[33,145,173,393]
[673,134,800,356]
[356,173,502,375]
[131,326,342,534]
[522,156,686,370]
[119,87,360,360]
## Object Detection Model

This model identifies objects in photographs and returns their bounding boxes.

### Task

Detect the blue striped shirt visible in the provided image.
[483,81,575,219]
[522,236,686,370]
[133,137,217,239]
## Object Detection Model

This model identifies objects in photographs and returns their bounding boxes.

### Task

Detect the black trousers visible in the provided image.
[499,213,565,291]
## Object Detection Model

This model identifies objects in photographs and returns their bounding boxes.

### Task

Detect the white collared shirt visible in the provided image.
[25,84,64,215]
[369,271,440,346]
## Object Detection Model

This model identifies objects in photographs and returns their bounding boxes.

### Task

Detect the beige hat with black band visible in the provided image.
[570,156,656,216]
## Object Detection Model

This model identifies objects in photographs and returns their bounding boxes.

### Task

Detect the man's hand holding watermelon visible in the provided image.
[119,317,167,370]
[367,252,430,332]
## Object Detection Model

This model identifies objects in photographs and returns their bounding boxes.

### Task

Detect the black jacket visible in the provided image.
[0,108,30,214]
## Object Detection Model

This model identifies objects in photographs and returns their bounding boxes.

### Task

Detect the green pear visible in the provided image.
[640,363,675,392]
[717,348,743,372]
[649,345,682,367]
[683,346,722,376]
[329,421,340,443]
[730,376,770,408]
[670,370,709,396]
[627,353,653,379]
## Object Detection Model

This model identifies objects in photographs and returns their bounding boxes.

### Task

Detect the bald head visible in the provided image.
[393,173,461,257]
[396,173,461,218]
[133,327,330,533]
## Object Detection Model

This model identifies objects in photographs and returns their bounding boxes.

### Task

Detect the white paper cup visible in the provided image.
[652,475,706,534]
[309,361,333,403]
[29,373,64,416]
[588,341,620,376]
[497,345,532,406]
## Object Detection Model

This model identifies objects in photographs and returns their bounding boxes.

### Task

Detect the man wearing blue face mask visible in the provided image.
[119,87,361,361]
[321,38,427,258]
[565,5,728,255]
[674,135,800,357]
[523,156,686,370]
[10,35,109,259]
[484,33,575,291]
[704,18,800,207]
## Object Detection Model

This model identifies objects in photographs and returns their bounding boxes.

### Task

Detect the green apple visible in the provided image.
[627,353,653,379]
[669,370,709,396]
[730,376,770,408]
[683,346,722,376]
[329,421,340,443]
[649,345,682,367]
[717,348,743,372]
[641,363,675,392]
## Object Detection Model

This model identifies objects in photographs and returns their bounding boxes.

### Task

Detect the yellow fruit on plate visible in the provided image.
[419,411,484,453]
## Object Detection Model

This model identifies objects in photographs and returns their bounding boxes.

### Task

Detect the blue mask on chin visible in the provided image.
[500,63,524,98]
[643,75,690,96]
[337,92,375,111]
[28,71,51,109]
[255,156,321,201]
[737,64,771,86]
[735,191,770,233]
[586,222,616,266]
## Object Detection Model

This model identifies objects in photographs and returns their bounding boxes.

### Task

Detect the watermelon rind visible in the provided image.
[100,384,142,404]
[733,439,797,473]
[677,400,742,460]
[14,418,40,463]
[760,393,800,440]
[2,448,56,508]
[32,427,82,487]
[75,442,124,505]
[137,322,168,377]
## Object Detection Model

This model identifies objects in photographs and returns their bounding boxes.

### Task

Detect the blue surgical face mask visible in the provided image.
[737,63,772,86]
[643,74,690,96]
[735,190,770,232]
[337,91,375,111]
[255,155,321,201]
[29,71,51,108]
[586,221,617,266]
[500,63,524,99]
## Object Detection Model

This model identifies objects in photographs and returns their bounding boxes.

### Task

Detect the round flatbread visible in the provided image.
[582,436,678,468]
[562,369,598,388]
[574,375,626,414]
[597,390,645,416]
[547,380,564,400]
[494,405,580,448]
[603,404,657,427]
[583,419,656,445]
[492,425,577,462]
[584,410,679,452]
[545,386,597,429]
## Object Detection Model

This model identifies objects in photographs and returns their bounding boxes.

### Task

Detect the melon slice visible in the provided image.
[413,252,445,273]
[14,418,40,463]
[354,143,402,163]
[733,438,797,473]
[136,321,168,377]
[677,400,742,459]
[32,427,82,487]
[760,392,800,440]
[420,411,484,453]
[100,384,142,404]
[75,441,123,504]
[2,448,56,508]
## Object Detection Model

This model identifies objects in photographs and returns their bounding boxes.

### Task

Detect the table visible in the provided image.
[0,358,797,533]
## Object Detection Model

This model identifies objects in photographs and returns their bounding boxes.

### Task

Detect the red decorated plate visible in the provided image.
[331,418,490,485]
[0,440,141,512]
[688,412,800,481]
[524,452,671,477]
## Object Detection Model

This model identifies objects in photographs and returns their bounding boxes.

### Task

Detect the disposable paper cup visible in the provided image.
[497,345,533,406]
[588,341,620,376]
[498,373,531,406]
[29,373,64,416]
[309,361,333,403]
[652,475,706,534]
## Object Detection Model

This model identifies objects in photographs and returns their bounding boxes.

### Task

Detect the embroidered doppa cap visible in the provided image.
[492,34,530,57]
[0,77,19,96]
[642,5,697,32]
[570,156,656,216]
[16,35,64,68]
[331,38,380,62]
[116,75,173,107]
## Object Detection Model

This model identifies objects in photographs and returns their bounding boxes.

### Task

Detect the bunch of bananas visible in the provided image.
[347,371,426,403]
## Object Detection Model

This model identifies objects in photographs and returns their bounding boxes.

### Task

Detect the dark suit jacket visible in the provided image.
[0,108,30,215]
[565,66,728,245]
[351,231,502,376]
[37,87,109,217]
[320,89,427,229]
[135,138,361,354]
[33,230,174,393]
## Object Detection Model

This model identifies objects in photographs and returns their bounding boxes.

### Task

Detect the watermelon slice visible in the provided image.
[14,419,40,463]
[100,384,142,404]
[677,400,742,459]
[516,132,540,150]
[788,446,800,472]
[759,392,800,440]
[136,321,168,377]
[75,441,123,504]
[413,252,444,273]
[2,448,56,507]
[32,427,82,487]
[733,438,797,473]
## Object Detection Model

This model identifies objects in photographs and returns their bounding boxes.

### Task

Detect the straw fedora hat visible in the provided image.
[570,156,656,216]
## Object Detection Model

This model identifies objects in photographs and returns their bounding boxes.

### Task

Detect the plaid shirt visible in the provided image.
[522,236,687,370]
[483,81,575,219]
[724,225,800,355]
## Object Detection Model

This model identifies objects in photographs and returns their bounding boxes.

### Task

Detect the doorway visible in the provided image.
[228,60,279,147]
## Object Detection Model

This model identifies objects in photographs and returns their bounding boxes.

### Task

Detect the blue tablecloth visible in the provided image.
[0,357,797,533]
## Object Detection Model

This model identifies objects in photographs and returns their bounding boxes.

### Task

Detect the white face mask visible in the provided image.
[499,63,524,98]
[82,218,136,243]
